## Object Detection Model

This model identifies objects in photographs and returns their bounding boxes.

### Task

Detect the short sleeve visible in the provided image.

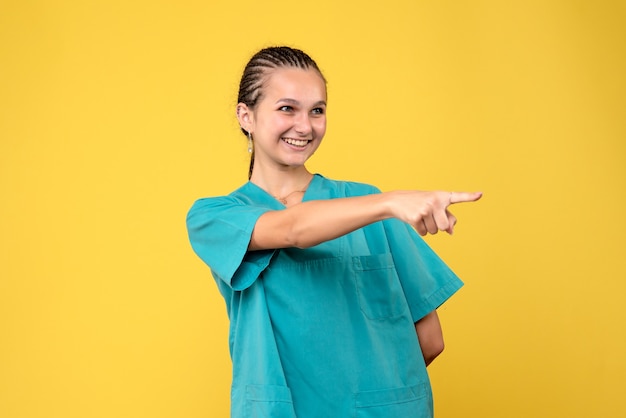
[186,196,276,291]
[383,219,464,322]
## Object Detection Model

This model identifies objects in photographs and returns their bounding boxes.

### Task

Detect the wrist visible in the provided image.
[376,191,397,221]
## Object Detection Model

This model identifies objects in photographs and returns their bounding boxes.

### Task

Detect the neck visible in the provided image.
[250,165,313,198]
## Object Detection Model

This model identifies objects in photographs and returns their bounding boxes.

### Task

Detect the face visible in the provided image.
[238,67,327,171]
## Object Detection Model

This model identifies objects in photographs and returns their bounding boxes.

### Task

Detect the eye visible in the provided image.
[311,107,325,115]
[278,105,294,112]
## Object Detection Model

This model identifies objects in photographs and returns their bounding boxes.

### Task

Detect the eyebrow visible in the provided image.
[275,98,327,107]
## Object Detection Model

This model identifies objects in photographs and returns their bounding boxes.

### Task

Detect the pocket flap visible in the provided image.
[246,384,293,403]
[355,383,428,408]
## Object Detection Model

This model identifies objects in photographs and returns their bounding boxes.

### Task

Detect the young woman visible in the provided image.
[187,46,481,418]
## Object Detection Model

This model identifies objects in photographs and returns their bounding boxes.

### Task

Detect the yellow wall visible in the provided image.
[1,1,624,417]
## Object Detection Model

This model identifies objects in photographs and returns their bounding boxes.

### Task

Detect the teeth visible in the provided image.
[283,137,309,147]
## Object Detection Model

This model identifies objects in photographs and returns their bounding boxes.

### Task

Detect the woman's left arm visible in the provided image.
[415,311,445,366]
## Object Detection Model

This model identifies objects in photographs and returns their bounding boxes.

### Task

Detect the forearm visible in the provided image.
[249,193,392,250]
[415,311,444,366]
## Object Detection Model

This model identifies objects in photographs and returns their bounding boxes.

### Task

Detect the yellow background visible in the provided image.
[1,1,625,417]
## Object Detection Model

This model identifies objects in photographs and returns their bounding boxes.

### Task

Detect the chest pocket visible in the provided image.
[353,254,408,320]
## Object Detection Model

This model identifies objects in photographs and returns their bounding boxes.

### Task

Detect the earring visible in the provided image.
[247,131,253,153]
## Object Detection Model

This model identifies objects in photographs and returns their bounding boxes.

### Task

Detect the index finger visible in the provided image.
[449,191,483,204]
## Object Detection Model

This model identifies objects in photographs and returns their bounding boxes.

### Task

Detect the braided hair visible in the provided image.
[237,46,326,178]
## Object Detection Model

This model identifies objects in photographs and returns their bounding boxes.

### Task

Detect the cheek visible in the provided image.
[314,118,327,136]
[267,114,291,132]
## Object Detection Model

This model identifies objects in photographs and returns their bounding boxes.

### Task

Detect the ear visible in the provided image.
[236,103,254,133]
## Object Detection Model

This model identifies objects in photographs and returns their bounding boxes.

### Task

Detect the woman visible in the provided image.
[187,46,481,418]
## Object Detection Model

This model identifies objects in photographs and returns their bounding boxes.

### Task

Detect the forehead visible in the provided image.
[262,67,327,101]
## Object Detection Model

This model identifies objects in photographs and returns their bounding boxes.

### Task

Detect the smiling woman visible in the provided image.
[186,46,482,418]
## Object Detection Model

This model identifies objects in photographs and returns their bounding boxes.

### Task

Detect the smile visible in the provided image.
[281,137,311,147]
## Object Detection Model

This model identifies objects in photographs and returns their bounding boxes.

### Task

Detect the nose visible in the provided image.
[294,112,312,136]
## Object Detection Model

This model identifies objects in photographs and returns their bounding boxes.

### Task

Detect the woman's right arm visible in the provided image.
[249,190,482,251]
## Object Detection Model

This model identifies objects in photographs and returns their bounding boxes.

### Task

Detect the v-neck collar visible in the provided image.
[239,174,324,209]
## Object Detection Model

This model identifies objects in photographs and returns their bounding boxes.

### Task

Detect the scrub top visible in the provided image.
[186,174,463,418]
